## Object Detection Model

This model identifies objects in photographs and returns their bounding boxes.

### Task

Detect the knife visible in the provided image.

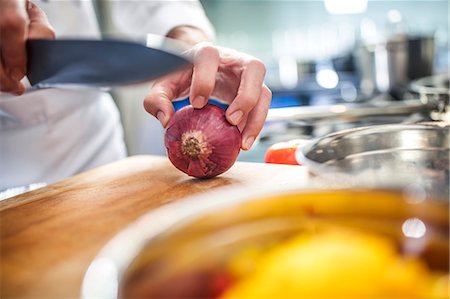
[26,38,191,88]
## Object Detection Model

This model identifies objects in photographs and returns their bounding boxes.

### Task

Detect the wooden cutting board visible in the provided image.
[0,155,309,298]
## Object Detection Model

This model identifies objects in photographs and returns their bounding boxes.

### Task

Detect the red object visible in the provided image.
[165,104,241,178]
[210,272,234,298]
[265,139,309,165]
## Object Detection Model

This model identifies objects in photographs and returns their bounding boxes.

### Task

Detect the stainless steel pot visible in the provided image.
[356,34,435,98]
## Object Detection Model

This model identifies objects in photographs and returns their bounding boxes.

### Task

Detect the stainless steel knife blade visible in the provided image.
[26,38,191,88]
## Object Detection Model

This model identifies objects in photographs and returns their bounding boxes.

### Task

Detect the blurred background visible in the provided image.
[95,0,449,162]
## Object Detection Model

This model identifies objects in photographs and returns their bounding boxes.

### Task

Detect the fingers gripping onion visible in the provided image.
[164,104,241,178]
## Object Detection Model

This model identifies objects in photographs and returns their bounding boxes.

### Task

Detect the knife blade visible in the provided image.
[26,38,191,88]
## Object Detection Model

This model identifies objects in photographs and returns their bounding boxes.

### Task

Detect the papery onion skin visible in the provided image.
[165,103,241,178]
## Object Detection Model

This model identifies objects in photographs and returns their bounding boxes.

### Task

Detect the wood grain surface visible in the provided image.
[0,155,309,298]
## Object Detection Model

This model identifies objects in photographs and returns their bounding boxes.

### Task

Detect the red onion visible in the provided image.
[164,104,241,178]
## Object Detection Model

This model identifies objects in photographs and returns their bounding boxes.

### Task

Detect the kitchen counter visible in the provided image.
[0,155,309,298]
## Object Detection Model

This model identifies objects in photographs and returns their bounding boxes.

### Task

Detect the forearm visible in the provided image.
[166,25,212,46]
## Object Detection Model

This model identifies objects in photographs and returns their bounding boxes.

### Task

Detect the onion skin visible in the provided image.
[165,104,241,178]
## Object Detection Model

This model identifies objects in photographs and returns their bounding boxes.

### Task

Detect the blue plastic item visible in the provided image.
[172,98,229,111]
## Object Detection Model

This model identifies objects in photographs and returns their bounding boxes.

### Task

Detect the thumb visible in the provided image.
[143,84,176,128]
[27,1,55,39]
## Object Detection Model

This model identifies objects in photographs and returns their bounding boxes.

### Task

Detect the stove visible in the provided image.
[238,83,444,163]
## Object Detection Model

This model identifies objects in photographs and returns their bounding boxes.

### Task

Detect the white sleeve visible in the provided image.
[111,0,215,40]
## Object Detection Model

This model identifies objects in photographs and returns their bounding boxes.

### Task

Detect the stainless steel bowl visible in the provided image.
[81,186,449,298]
[298,124,449,198]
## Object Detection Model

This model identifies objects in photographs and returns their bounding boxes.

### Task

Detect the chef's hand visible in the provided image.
[0,0,55,95]
[143,28,272,151]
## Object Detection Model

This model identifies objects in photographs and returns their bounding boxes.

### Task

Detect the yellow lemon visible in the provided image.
[222,228,429,299]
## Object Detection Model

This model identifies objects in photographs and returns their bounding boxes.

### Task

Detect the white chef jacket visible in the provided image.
[0,0,214,190]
